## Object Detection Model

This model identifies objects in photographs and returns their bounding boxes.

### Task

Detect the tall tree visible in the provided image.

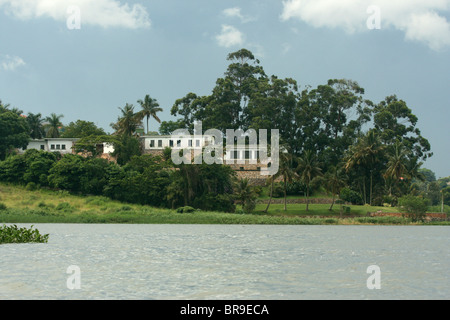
[0,107,30,160]
[111,104,141,136]
[45,113,64,138]
[344,130,385,205]
[26,113,45,139]
[296,150,323,211]
[137,95,163,134]
[297,150,322,211]
[61,120,106,138]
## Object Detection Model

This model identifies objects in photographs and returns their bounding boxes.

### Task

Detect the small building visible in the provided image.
[19,138,79,154]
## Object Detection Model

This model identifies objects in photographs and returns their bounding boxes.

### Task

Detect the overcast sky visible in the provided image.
[0,0,449,178]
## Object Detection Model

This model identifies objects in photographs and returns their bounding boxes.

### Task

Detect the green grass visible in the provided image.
[0,183,448,225]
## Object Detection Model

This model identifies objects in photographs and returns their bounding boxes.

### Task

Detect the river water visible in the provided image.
[0,224,448,300]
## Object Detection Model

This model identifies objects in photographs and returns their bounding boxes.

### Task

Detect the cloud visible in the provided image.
[1,55,26,71]
[222,7,256,23]
[281,0,450,50]
[0,0,151,29]
[216,25,245,48]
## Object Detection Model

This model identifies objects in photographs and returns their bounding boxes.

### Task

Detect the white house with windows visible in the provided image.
[19,138,79,154]
[141,135,263,163]
[141,135,215,152]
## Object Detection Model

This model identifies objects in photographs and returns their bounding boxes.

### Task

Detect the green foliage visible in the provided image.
[61,120,106,138]
[0,109,30,160]
[398,195,428,222]
[340,187,363,205]
[0,224,49,244]
[0,203,7,210]
[176,206,196,213]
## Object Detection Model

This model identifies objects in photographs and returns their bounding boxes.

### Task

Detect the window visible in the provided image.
[51,145,55,150]
[245,150,251,159]
[150,140,155,148]
[234,150,239,159]
[61,145,66,150]
[177,140,181,147]
[169,140,174,147]
[56,145,60,150]
[196,139,200,147]
[158,140,162,147]
[40,145,45,150]
[188,140,192,147]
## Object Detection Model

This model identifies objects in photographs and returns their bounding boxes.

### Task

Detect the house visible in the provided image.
[19,138,79,155]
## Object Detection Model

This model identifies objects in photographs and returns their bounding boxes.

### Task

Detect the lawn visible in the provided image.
[0,183,447,225]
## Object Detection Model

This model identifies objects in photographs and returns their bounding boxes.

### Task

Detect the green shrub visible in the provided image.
[0,203,7,211]
[56,202,74,212]
[340,187,363,205]
[0,224,49,244]
[398,195,428,222]
[25,182,37,191]
[176,206,196,213]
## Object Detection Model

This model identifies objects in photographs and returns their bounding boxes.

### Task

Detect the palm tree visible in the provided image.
[324,164,347,212]
[344,130,384,205]
[297,150,322,211]
[278,152,298,211]
[27,113,45,139]
[45,113,64,138]
[234,178,257,213]
[384,141,411,197]
[137,95,163,134]
[111,104,141,136]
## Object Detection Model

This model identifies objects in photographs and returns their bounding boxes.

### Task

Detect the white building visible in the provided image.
[20,138,79,154]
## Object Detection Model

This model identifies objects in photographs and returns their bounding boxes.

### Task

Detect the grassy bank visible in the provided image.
[0,183,448,225]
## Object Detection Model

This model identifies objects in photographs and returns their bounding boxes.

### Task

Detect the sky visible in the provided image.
[0,0,449,178]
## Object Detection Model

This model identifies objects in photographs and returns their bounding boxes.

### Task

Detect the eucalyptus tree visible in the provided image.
[137,95,163,134]
[45,113,64,138]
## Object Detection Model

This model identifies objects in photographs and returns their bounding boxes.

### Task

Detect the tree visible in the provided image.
[61,120,106,138]
[344,130,385,205]
[398,195,428,222]
[234,178,257,213]
[159,119,185,135]
[383,141,409,196]
[296,150,323,211]
[277,152,298,211]
[137,95,163,134]
[45,113,64,138]
[111,104,141,136]
[0,108,30,160]
[111,134,142,165]
[26,113,45,139]
[323,164,347,212]
[373,95,432,161]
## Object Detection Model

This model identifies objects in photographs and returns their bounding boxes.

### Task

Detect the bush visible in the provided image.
[0,203,7,211]
[26,182,37,191]
[340,187,363,205]
[176,206,196,213]
[0,224,49,244]
[398,195,428,222]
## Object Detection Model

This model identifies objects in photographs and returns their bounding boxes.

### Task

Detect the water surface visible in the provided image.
[0,224,448,300]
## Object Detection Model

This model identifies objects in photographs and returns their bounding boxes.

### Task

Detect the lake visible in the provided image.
[0,224,448,300]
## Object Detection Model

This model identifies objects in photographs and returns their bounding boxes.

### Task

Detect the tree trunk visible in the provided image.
[329,193,335,211]
[305,185,309,211]
[284,178,287,211]
[264,178,274,213]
